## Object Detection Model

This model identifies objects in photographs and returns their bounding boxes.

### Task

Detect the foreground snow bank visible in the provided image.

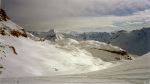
[0,53,149,84]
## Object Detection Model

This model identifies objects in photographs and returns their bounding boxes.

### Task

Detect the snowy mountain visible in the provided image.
[0,9,133,78]
[28,29,63,42]
[63,28,150,56]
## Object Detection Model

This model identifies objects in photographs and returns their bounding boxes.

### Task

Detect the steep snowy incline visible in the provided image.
[0,9,27,37]
[0,20,27,38]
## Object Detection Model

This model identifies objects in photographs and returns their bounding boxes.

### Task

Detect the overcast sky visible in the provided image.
[2,0,150,32]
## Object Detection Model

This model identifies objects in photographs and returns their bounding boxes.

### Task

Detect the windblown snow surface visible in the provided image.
[0,52,149,84]
[0,20,149,84]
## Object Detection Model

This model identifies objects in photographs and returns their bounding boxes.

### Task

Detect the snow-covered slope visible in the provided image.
[0,20,27,38]
[0,33,132,77]
[0,30,110,77]
[0,42,17,75]
[0,52,149,84]
[0,35,112,77]
[56,39,132,62]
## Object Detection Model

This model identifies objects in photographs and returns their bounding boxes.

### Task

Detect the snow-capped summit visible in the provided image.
[44,29,63,41]
[28,29,64,41]
[43,29,56,41]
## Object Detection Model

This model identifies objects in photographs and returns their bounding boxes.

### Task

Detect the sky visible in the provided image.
[2,0,150,32]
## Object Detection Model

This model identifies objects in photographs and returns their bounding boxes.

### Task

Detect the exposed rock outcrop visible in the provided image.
[0,9,10,21]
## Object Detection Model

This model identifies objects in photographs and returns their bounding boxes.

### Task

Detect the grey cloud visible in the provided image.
[3,0,150,18]
[81,0,150,16]
[2,0,150,31]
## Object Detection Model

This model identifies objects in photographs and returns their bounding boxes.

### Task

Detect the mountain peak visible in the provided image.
[0,9,10,21]
[44,29,57,41]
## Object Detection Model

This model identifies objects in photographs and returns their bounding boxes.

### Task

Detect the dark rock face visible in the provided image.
[0,9,10,21]
[10,29,27,38]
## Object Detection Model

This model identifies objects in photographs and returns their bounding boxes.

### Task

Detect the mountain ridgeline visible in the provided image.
[29,28,150,56]
[63,28,150,56]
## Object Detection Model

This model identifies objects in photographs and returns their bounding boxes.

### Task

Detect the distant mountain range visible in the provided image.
[63,28,150,56]
[29,28,150,56]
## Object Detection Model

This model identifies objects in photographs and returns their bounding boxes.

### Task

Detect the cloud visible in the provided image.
[2,0,150,31]
[113,9,150,31]
[4,0,150,16]
[38,9,150,32]
[22,10,150,32]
